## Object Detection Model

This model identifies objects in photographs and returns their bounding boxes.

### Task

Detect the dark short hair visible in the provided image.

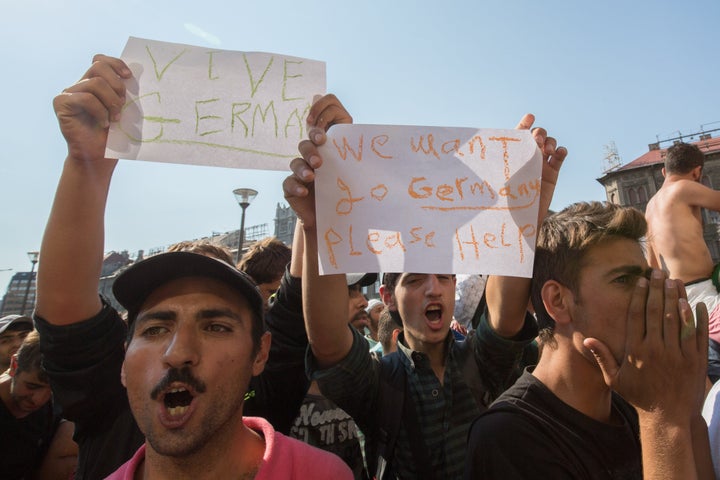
[238,237,291,285]
[166,240,235,265]
[15,331,48,383]
[377,307,402,354]
[531,201,646,344]
[664,142,704,175]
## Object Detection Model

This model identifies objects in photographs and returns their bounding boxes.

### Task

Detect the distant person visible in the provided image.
[645,142,720,334]
[37,53,349,479]
[465,202,713,480]
[0,314,33,373]
[238,236,292,310]
[365,298,384,346]
[374,307,402,356]
[0,331,65,479]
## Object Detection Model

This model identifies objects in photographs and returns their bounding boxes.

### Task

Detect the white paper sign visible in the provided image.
[106,37,326,170]
[315,124,543,277]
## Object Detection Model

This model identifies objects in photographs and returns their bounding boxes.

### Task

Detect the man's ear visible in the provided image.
[120,360,127,388]
[9,354,18,378]
[541,280,573,325]
[693,165,703,181]
[379,285,395,310]
[661,167,667,178]
[252,332,271,376]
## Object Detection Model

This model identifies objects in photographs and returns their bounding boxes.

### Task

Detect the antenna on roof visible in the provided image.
[602,141,622,173]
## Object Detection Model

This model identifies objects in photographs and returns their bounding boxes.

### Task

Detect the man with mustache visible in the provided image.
[36,55,352,479]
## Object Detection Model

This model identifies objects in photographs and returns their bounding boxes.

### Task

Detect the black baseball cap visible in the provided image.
[113,251,264,325]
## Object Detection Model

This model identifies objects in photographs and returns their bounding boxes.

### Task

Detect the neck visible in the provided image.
[142,417,264,480]
[404,334,448,381]
[532,342,614,423]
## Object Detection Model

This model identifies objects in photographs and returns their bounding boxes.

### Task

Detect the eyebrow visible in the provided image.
[604,265,650,278]
[136,308,244,325]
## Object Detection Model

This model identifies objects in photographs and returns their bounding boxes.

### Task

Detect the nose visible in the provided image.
[162,324,200,368]
[359,294,368,310]
[425,275,443,296]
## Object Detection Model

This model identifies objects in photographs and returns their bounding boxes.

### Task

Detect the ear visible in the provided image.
[541,280,573,326]
[661,167,667,178]
[252,332,271,376]
[693,165,703,181]
[120,360,127,388]
[379,285,396,310]
[9,354,18,378]
[389,328,402,354]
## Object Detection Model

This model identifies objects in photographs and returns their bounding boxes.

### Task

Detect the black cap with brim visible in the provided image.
[113,251,264,326]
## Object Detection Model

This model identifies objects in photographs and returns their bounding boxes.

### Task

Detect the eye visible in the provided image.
[613,274,636,285]
[206,323,232,333]
[141,325,168,337]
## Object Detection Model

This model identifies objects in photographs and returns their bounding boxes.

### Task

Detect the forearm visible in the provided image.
[484,275,530,337]
[301,224,353,367]
[289,220,304,277]
[36,156,117,325]
[639,414,698,480]
[691,414,715,480]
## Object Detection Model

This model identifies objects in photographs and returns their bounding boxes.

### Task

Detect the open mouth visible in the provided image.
[163,386,194,417]
[426,305,443,323]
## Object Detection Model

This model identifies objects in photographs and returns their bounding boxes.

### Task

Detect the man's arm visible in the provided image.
[584,272,713,480]
[681,180,720,213]
[36,55,131,325]
[485,120,567,337]
[283,94,355,369]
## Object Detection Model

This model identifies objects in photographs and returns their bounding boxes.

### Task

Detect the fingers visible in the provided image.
[626,276,648,348]
[514,113,535,130]
[663,278,681,349]
[645,269,665,340]
[583,337,618,388]
[283,169,310,199]
[306,93,353,142]
[56,55,130,127]
[693,301,709,357]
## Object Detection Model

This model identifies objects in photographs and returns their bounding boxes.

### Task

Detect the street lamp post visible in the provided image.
[20,251,40,316]
[233,188,258,264]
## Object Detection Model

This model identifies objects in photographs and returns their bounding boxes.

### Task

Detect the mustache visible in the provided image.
[150,367,207,400]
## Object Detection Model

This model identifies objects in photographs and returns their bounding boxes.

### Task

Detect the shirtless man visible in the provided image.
[645,142,720,330]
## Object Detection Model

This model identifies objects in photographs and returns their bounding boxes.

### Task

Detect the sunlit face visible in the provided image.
[383,274,455,351]
[10,369,52,415]
[121,277,269,458]
[0,327,31,371]
[257,277,282,311]
[566,238,649,367]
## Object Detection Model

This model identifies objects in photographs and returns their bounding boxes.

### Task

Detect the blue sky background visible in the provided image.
[1,0,718,290]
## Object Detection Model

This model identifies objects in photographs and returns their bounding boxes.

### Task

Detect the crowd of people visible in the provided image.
[3,53,720,479]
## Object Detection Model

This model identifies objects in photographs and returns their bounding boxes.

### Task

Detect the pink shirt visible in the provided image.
[106,416,353,479]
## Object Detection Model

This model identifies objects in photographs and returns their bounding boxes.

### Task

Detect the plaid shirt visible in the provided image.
[308,313,537,480]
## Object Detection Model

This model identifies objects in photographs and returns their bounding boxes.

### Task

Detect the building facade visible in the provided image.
[0,271,36,316]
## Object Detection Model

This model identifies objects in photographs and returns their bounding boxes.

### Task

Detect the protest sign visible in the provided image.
[106,37,326,170]
[315,124,542,277]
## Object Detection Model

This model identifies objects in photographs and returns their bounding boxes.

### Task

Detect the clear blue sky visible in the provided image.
[1,0,718,290]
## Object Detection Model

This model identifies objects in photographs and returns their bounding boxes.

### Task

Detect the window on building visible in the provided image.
[628,188,638,205]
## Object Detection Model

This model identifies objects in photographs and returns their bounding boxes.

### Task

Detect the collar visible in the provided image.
[395,330,455,369]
